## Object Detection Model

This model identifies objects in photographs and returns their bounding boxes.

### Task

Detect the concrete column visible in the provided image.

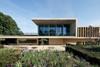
[16,38,19,45]
[37,38,38,45]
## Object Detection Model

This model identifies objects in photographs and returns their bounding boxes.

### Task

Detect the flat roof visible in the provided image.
[32,18,76,25]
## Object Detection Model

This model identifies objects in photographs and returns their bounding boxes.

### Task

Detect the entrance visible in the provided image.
[38,38,49,45]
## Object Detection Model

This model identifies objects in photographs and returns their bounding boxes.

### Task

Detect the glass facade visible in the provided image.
[39,24,70,36]
[39,25,49,36]
[56,25,63,36]
[50,25,56,36]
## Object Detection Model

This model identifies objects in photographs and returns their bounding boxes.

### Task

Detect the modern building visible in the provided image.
[0,18,100,45]
[32,18,77,45]
[77,26,100,37]
[33,18,76,36]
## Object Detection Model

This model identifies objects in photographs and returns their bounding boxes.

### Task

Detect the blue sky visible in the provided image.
[0,0,100,33]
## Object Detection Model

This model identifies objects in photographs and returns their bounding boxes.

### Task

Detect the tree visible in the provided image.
[0,12,23,35]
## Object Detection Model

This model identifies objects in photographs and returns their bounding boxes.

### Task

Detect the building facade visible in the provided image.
[0,18,100,45]
[32,18,77,45]
[77,26,100,37]
[33,18,76,36]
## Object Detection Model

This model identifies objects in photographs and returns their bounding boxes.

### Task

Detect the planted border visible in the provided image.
[65,45,100,65]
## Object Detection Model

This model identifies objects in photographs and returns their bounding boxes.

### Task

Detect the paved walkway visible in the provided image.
[4,45,66,51]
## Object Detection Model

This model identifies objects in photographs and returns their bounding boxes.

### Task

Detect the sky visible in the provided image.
[0,0,100,34]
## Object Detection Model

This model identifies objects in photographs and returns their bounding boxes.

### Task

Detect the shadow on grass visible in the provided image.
[86,47,100,52]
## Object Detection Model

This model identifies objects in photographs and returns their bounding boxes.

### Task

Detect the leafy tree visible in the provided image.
[0,12,23,35]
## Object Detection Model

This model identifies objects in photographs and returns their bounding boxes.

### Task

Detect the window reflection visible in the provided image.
[63,25,70,36]
[49,25,56,36]
[56,25,62,36]
[39,25,49,36]
[63,25,67,36]
[39,24,70,36]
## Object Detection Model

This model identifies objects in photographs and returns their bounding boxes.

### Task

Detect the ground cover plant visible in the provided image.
[80,45,100,59]
[16,50,95,67]
[66,45,100,66]
[0,48,98,67]
[0,48,21,67]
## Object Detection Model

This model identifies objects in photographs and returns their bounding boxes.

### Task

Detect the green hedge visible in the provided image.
[66,45,100,65]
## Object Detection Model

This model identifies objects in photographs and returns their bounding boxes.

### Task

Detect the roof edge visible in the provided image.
[32,18,77,21]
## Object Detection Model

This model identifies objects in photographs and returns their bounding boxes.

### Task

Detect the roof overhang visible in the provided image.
[32,18,77,25]
[0,36,99,39]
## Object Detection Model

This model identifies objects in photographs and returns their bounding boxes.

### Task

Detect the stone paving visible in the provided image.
[4,45,66,51]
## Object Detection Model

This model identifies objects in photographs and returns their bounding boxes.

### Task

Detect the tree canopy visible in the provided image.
[0,12,23,35]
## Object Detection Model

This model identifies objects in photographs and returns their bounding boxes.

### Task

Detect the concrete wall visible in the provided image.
[49,38,64,45]
[70,22,76,36]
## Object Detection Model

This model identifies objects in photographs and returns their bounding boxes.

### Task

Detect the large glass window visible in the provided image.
[39,25,49,36]
[63,25,70,36]
[49,25,56,36]
[39,24,70,36]
[63,25,67,36]
[44,25,49,35]
[56,25,63,36]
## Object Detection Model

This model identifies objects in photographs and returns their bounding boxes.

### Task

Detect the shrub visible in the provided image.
[16,50,93,67]
[0,45,3,48]
[0,48,21,66]
[18,51,71,67]
[66,45,100,65]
